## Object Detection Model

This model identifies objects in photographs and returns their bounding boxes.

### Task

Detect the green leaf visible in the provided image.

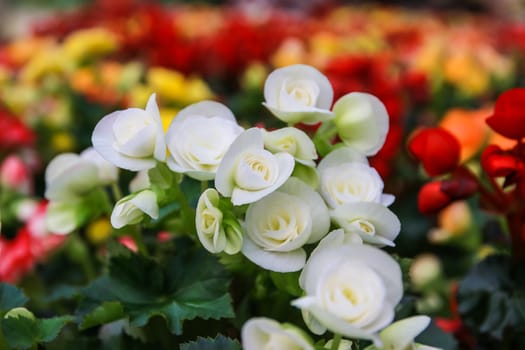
[269,271,303,297]
[1,315,74,349]
[80,301,124,330]
[0,283,28,313]
[180,335,241,350]
[458,254,525,341]
[81,239,234,335]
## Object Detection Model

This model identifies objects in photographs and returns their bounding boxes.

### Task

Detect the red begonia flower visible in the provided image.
[481,144,525,178]
[486,88,525,139]
[408,127,461,176]
[418,181,452,214]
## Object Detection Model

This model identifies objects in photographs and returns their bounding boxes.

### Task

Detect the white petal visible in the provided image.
[92,111,156,171]
[145,93,167,162]
[130,190,159,219]
[230,152,294,206]
[333,92,389,156]
[215,128,264,197]
[292,297,381,345]
[317,146,368,176]
[241,236,306,272]
[380,316,431,350]
[331,202,401,246]
[263,103,334,125]
[279,177,330,243]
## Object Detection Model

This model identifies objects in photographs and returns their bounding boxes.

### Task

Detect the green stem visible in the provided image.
[130,226,149,256]
[172,183,196,236]
[201,180,209,193]
[330,333,342,350]
[111,182,123,202]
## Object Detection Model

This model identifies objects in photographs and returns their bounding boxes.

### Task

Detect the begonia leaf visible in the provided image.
[0,283,28,312]
[180,335,241,350]
[80,240,234,334]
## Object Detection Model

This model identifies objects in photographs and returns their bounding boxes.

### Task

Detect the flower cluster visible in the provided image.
[37,63,437,349]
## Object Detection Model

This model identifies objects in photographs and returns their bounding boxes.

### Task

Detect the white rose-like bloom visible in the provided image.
[364,316,440,350]
[331,202,401,247]
[333,92,389,156]
[46,198,90,235]
[318,147,394,208]
[242,317,314,350]
[215,128,295,206]
[195,188,243,254]
[110,190,159,229]
[292,229,403,345]
[45,153,101,201]
[92,93,166,171]
[263,127,317,167]
[263,64,334,125]
[166,101,244,180]
[242,177,330,272]
[80,147,119,184]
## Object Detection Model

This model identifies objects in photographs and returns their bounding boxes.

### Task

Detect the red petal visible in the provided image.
[486,88,525,139]
[418,181,452,214]
[408,127,461,176]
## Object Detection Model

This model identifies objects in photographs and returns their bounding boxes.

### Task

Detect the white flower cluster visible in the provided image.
[42,64,438,349]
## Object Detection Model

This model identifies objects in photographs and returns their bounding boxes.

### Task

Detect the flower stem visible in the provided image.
[330,333,342,350]
[111,182,123,202]
[130,226,149,256]
[172,183,196,236]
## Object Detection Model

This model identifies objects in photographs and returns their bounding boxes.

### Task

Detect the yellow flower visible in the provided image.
[147,67,213,105]
[86,217,113,244]
[271,38,306,68]
[20,48,73,83]
[63,28,118,62]
[160,107,179,132]
[51,132,76,153]
[443,52,489,96]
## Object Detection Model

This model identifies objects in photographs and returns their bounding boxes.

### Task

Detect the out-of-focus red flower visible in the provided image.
[0,155,33,194]
[481,144,525,178]
[118,236,138,252]
[0,201,66,283]
[0,109,36,150]
[418,167,478,214]
[418,181,453,214]
[486,88,525,140]
[408,127,461,176]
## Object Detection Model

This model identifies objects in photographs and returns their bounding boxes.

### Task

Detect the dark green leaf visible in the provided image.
[1,315,73,349]
[416,320,458,350]
[180,335,241,350]
[269,271,303,297]
[80,301,124,330]
[37,316,75,343]
[0,283,28,312]
[81,241,234,335]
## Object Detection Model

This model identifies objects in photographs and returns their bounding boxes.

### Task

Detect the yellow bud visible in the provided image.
[86,217,113,245]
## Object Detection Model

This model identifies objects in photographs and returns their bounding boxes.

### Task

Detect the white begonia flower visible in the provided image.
[195,188,243,255]
[44,153,101,201]
[242,317,314,350]
[292,229,403,346]
[166,101,244,180]
[46,197,91,235]
[110,190,158,229]
[364,316,441,350]
[242,177,330,272]
[92,93,166,171]
[262,64,334,125]
[325,339,353,350]
[215,127,295,206]
[129,170,151,193]
[333,92,389,156]
[331,202,401,247]
[318,147,394,208]
[263,127,318,167]
[80,147,119,184]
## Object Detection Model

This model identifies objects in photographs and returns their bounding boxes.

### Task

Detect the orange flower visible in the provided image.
[439,106,493,162]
